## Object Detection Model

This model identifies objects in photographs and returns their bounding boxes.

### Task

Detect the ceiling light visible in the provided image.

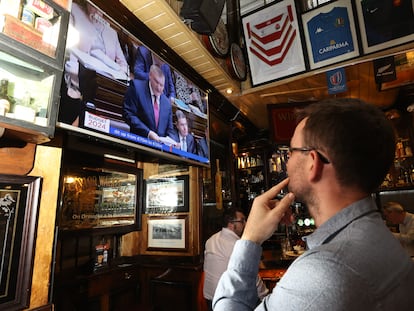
[226,88,233,94]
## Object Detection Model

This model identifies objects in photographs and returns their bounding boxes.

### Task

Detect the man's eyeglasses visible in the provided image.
[288,147,330,164]
[231,219,246,224]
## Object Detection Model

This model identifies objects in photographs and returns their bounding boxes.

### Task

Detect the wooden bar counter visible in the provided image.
[259,249,296,292]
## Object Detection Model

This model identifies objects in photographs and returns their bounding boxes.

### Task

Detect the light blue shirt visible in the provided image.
[213,197,414,310]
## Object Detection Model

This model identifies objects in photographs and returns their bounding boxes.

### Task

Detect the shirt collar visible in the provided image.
[222,227,240,240]
[149,81,156,99]
[304,197,378,249]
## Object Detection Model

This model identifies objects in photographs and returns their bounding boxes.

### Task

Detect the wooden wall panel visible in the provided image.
[27,145,62,309]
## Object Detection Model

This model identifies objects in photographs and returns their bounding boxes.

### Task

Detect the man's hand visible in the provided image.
[148,131,160,142]
[242,178,295,245]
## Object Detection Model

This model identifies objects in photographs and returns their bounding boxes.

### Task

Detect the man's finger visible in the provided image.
[259,178,289,201]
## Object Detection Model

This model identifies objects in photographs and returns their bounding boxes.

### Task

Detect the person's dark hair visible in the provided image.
[222,207,244,227]
[176,109,186,121]
[296,98,395,193]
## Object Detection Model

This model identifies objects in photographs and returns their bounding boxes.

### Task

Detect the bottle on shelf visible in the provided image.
[0,79,10,116]
[215,158,223,210]
[411,165,414,184]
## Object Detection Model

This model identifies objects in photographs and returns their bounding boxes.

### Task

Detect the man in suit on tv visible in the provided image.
[197,125,209,159]
[133,45,176,104]
[172,110,196,154]
[123,65,176,143]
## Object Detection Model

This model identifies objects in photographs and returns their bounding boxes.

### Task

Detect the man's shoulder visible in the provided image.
[160,93,172,108]
[187,133,195,142]
[130,78,147,88]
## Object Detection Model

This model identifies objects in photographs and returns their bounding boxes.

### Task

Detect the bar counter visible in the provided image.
[259,249,297,291]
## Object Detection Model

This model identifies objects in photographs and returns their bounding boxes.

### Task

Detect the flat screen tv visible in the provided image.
[57,0,210,166]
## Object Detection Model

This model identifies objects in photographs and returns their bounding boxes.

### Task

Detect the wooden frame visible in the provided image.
[0,175,42,310]
[242,0,306,86]
[355,0,414,54]
[301,0,360,70]
[147,216,188,251]
[144,175,189,214]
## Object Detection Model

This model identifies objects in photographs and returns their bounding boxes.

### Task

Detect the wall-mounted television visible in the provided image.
[57,0,210,166]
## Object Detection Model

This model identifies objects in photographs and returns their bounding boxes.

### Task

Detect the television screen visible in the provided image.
[57,0,210,166]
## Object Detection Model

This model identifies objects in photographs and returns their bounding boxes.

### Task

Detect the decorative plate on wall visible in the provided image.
[202,19,229,58]
[227,42,247,81]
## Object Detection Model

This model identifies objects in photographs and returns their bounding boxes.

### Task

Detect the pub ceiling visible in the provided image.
[119,0,414,132]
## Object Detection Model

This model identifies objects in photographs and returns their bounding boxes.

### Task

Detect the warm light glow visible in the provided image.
[65,177,76,184]
[226,88,233,94]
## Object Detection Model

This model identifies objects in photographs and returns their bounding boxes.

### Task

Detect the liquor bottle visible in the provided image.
[215,158,223,210]
[0,79,10,116]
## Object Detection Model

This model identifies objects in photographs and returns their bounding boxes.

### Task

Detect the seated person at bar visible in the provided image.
[203,207,268,311]
[382,201,414,257]
[123,65,176,144]
[213,98,414,310]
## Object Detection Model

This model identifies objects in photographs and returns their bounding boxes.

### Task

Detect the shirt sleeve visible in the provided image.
[398,216,414,244]
[212,239,263,310]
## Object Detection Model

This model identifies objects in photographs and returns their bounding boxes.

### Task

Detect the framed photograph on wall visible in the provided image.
[0,175,42,310]
[242,0,306,86]
[268,103,309,144]
[301,0,360,70]
[147,216,188,251]
[144,175,189,214]
[355,0,414,54]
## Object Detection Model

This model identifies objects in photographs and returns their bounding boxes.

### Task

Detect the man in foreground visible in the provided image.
[213,98,414,310]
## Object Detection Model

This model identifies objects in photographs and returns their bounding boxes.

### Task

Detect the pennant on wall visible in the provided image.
[326,67,347,94]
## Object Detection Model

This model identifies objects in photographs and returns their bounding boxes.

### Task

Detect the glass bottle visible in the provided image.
[0,79,10,116]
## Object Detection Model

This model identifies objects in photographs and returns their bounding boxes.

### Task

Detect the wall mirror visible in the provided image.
[58,150,143,233]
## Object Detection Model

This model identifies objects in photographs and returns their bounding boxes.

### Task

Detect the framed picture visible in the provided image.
[60,151,143,232]
[147,216,188,251]
[0,175,42,310]
[355,0,414,54]
[242,0,306,86]
[144,175,189,214]
[379,52,414,91]
[301,0,360,70]
[268,103,309,144]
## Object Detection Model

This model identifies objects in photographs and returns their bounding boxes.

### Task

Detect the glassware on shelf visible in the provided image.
[395,138,413,158]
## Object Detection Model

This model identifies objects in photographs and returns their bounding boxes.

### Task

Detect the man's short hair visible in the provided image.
[176,109,186,120]
[222,207,244,227]
[296,98,395,193]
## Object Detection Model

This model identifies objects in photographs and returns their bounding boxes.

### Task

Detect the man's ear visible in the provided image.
[308,150,324,182]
